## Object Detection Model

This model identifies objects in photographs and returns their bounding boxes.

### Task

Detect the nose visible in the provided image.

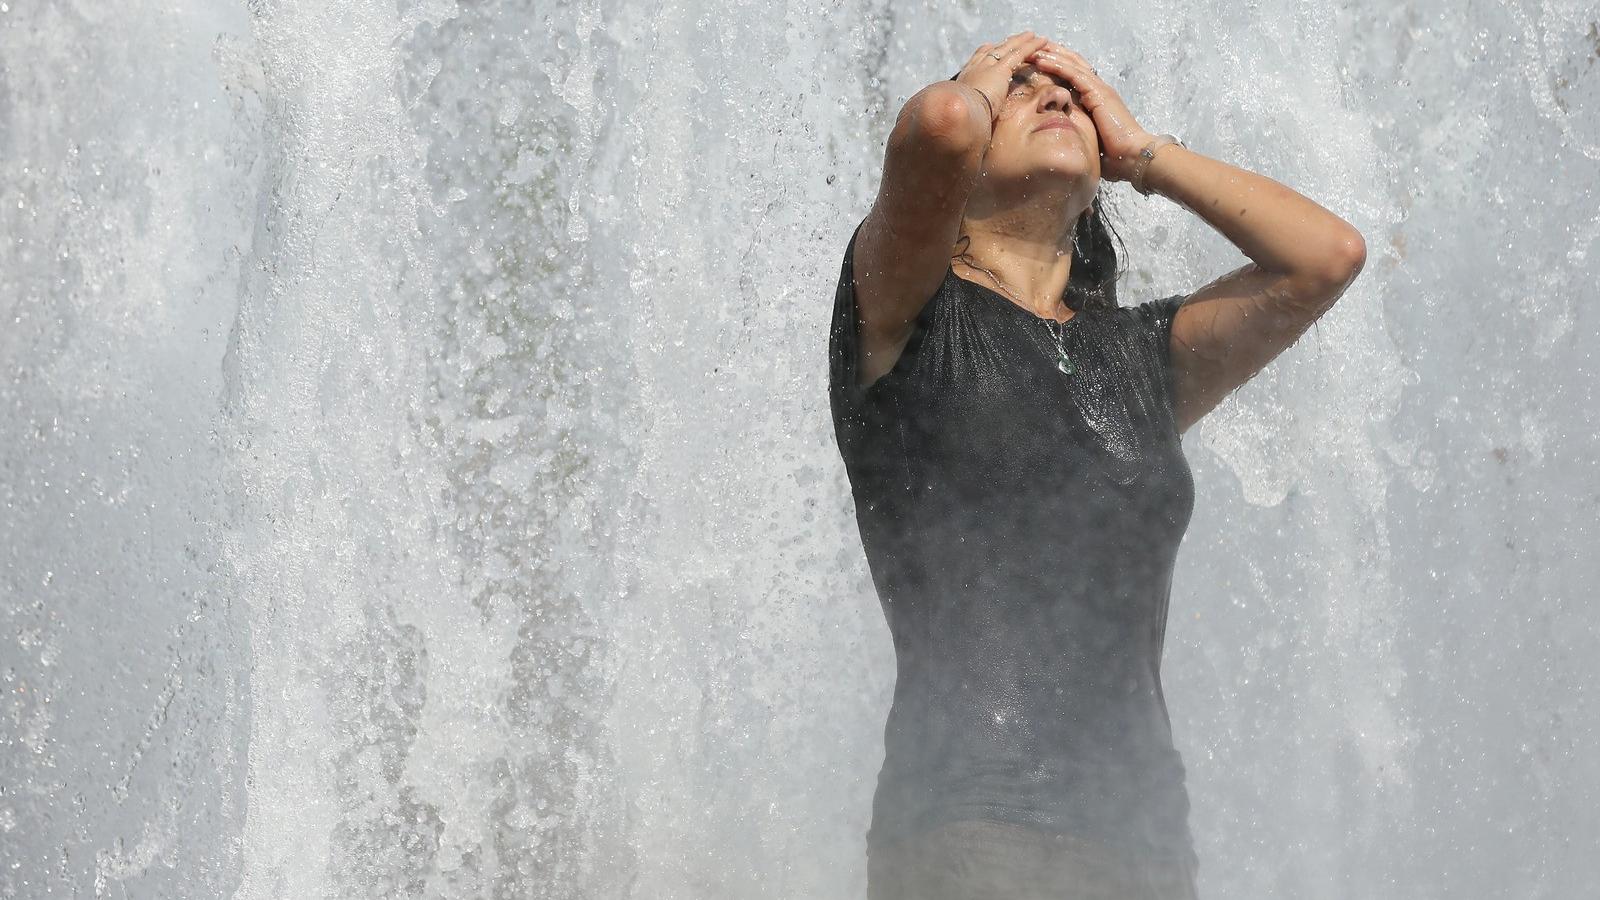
[1039,83,1074,113]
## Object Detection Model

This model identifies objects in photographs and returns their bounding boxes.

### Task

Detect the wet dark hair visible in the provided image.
[947,72,1126,312]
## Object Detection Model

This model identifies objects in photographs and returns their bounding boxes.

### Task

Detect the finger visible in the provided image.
[987,31,1044,66]
[1059,48,1099,73]
[1035,43,1099,74]
[980,31,1027,59]
[1029,55,1089,101]
[962,41,1010,74]
[1048,55,1099,86]
[959,38,1018,80]
[1031,51,1091,84]
[1029,48,1067,70]
[1036,41,1083,62]
[997,36,1051,78]
[1017,35,1052,62]
[962,43,996,71]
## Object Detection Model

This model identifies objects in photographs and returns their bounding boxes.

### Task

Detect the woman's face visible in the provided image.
[977,65,1100,208]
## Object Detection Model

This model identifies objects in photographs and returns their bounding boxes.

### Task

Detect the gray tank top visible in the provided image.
[827,217,1198,867]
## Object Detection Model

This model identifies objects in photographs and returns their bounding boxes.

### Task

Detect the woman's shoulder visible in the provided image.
[1116,292,1188,346]
[1121,292,1188,322]
[828,235,970,416]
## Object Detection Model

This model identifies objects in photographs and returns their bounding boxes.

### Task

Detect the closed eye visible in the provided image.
[1010,73,1075,101]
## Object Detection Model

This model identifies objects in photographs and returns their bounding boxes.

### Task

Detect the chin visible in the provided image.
[1036,154,1095,183]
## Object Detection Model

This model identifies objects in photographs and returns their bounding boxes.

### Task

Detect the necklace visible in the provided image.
[960,260,1078,376]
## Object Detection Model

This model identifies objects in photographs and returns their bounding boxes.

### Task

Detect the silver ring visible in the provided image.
[989,52,1002,60]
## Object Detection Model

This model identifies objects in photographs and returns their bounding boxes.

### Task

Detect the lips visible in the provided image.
[1034,118,1072,132]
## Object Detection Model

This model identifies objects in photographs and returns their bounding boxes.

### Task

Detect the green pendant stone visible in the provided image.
[1057,352,1075,375]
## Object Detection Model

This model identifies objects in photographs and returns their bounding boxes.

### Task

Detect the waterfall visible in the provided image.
[2,0,1596,897]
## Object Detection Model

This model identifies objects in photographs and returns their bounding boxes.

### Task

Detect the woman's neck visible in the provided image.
[952,225,1077,320]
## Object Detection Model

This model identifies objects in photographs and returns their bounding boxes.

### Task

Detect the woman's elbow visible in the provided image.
[900,83,989,156]
[1315,228,1368,289]
[1337,229,1368,275]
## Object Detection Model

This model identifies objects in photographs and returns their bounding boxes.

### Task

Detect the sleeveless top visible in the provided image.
[827,217,1199,868]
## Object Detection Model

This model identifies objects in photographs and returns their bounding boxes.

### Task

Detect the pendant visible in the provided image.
[1057,349,1075,375]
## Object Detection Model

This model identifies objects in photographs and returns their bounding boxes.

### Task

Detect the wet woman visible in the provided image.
[827,30,1365,900]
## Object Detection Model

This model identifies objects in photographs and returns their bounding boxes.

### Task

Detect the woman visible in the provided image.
[827,31,1365,900]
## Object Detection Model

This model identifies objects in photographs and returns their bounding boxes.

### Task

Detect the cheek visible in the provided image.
[1078,122,1100,153]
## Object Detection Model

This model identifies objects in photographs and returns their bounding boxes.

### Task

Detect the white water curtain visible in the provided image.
[2,0,1596,897]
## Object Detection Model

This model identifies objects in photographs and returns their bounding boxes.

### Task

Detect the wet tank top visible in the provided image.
[827,217,1198,867]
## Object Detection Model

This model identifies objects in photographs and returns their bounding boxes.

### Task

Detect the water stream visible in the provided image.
[2,1,1596,896]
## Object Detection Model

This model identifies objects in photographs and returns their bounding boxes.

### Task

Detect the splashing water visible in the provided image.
[2,1,1597,897]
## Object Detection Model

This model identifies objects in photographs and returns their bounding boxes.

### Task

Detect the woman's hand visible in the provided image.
[952,31,1051,126]
[1027,42,1157,184]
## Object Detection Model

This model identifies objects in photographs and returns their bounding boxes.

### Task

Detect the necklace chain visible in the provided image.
[960,259,1078,376]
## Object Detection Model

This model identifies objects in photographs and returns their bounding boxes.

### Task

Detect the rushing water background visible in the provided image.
[2,0,1597,897]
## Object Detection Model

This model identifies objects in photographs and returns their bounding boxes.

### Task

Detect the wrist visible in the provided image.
[1131,134,1185,196]
[956,83,995,127]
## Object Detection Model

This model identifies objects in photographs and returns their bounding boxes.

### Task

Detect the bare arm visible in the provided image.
[1027,42,1367,434]
[850,84,985,387]
[1142,145,1366,433]
[851,31,1050,387]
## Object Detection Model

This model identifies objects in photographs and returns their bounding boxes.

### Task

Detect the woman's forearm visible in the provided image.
[1141,144,1366,284]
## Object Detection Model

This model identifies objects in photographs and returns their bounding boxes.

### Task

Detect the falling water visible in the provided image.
[2,0,1597,897]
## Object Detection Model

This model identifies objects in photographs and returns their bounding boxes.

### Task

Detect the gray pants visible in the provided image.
[867,820,1201,900]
